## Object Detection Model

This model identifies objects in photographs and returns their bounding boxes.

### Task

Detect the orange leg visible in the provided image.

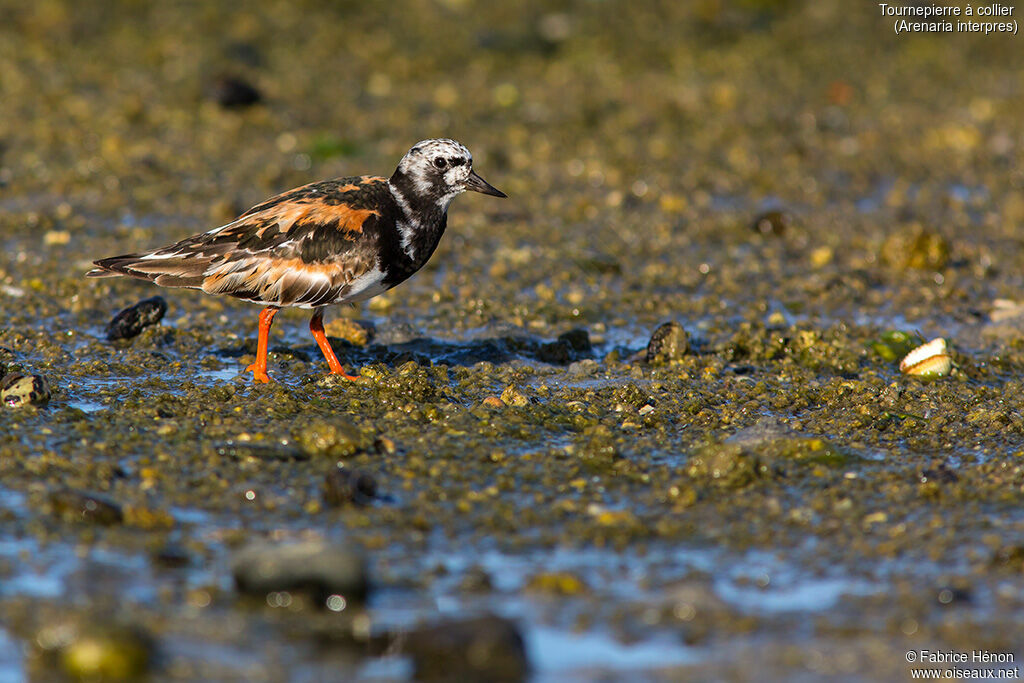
[310,309,360,380]
[245,306,279,383]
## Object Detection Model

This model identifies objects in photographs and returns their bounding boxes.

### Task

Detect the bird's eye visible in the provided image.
[433,157,448,169]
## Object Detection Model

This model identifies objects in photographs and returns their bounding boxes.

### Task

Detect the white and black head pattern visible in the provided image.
[386,138,506,265]
[394,139,473,209]
[390,138,506,214]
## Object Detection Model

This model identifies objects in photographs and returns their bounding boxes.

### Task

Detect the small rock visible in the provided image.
[990,299,1024,323]
[934,585,972,606]
[406,615,528,682]
[567,358,599,376]
[576,425,620,468]
[458,566,493,593]
[1,373,50,408]
[106,296,167,341]
[573,253,621,275]
[207,75,262,108]
[151,542,191,568]
[881,227,951,271]
[557,328,591,352]
[646,321,689,364]
[920,461,958,485]
[500,385,529,407]
[123,504,175,530]
[751,210,791,236]
[49,489,123,525]
[482,396,506,408]
[231,540,368,606]
[536,340,571,364]
[686,443,765,489]
[324,317,373,346]
[526,571,588,595]
[764,436,850,467]
[324,467,377,507]
[374,436,396,454]
[36,620,153,681]
[991,544,1024,569]
[294,418,373,457]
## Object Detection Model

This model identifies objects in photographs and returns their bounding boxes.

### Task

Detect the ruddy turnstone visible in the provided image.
[87,138,506,383]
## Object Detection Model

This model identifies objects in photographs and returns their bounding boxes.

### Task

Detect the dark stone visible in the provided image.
[49,489,124,525]
[537,340,571,365]
[920,461,958,485]
[935,585,972,606]
[458,566,494,593]
[573,254,621,275]
[207,75,262,108]
[231,540,368,606]
[1,373,50,407]
[646,321,689,364]
[106,296,167,341]
[151,542,191,568]
[324,467,377,507]
[751,210,791,236]
[406,615,528,682]
[557,328,591,352]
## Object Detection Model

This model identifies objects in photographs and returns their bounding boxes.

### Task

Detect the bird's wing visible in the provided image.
[88,176,391,307]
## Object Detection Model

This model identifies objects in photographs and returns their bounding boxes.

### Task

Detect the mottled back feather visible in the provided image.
[87,176,396,308]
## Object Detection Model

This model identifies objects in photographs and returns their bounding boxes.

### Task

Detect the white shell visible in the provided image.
[899,338,952,377]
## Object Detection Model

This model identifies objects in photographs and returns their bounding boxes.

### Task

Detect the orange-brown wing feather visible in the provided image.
[87,176,391,308]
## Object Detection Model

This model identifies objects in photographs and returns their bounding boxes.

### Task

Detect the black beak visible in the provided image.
[464,170,507,198]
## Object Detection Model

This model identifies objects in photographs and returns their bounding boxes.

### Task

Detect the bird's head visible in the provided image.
[392,139,506,210]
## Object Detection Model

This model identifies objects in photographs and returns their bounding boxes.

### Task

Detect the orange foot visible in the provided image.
[330,369,362,381]
[245,363,272,384]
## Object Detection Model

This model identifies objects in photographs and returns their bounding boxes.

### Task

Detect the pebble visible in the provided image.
[206,75,262,108]
[294,418,373,457]
[48,488,124,525]
[324,317,373,346]
[1,373,50,408]
[36,620,153,680]
[751,210,791,236]
[685,443,765,489]
[882,228,951,271]
[500,384,530,407]
[323,467,377,507]
[231,540,368,606]
[406,615,528,682]
[567,358,599,376]
[646,321,689,364]
[105,296,167,341]
[536,340,571,364]
[557,328,591,352]
[526,571,588,595]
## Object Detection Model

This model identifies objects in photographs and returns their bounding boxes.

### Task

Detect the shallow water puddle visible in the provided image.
[0,628,23,683]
